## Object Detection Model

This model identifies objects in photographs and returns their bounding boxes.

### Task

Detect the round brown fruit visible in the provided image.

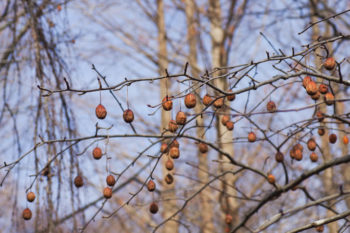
[176,111,187,125]
[226,121,234,131]
[184,93,196,108]
[306,81,318,95]
[221,115,230,126]
[95,104,107,119]
[103,187,112,199]
[329,134,337,144]
[106,175,116,186]
[248,132,256,143]
[275,152,284,163]
[343,135,349,145]
[307,138,317,151]
[267,101,277,113]
[169,147,180,159]
[316,225,324,232]
[165,159,174,171]
[162,96,173,111]
[319,84,328,94]
[311,91,320,100]
[225,214,233,224]
[267,174,275,184]
[149,202,159,214]
[202,94,213,106]
[160,143,168,153]
[213,97,224,108]
[294,148,303,161]
[168,120,178,133]
[324,57,336,70]
[165,173,174,184]
[147,180,156,192]
[170,140,179,148]
[27,192,36,202]
[316,111,325,122]
[22,208,32,220]
[310,152,318,162]
[92,147,102,160]
[123,109,134,123]
[289,147,295,159]
[227,90,235,101]
[295,143,304,152]
[318,128,325,136]
[74,175,84,188]
[198,143,208,153]
[303,76,312,88]
[324,92,335,105]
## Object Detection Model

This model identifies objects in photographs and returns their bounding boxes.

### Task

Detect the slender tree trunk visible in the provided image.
[208,0,239,231]
[157,1,179,233]
[184,1,215,232]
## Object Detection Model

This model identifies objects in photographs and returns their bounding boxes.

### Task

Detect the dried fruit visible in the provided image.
[324,92,335,105]
[149,202,159,214]
[310,152,318,162]
[311,91,320,100]
[106,175,116,186]
[295,143,304,152]
[343,135,349,145]
[329,134,337,144]
[160,143,168,153]
[294,148,303,161]
[267,174,275,184]
[319,84,328,94]
[95,104,107,119]
[103,187,112,199]
[275,152,284,163]
[74,175,84,188]
[162,96,173,111]
[92,147,102,160]
[267,101,277,113]
[202,94,213,106]
[168,120,178,133]
[318,128,325,136]
[226,121,234,131]
[176,111,187,125]
[316,111,325,122]
[225,214,233,224]
[316,225,324,232]
[169,147,180,159]
[227,91,235,101]
[248,132,256,143]
[123,109,134,123]
[165,159,174,171]
[324,57,336,70]
[306,81,318,95]
[199,143,208,153]
[170,140,179,148]
[22,208,32,220]
[307,138,317,151]
[147,180,156,192]
[184,93,196,108]
[165,173,174,184]
[221,115,230,126]
[27,192,36,202]
[303,76,312,88]
[213,97,224,108]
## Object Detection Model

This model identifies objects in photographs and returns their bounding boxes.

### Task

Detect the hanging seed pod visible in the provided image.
[95,104,107,119]
[160,143,168,153]
[221,115,230,126]
[316,225,324,232]
[307,138,317,151]
[202,94,213,106]
[306,81,318,95]
[316,111,325,122]
[169,147,180,159]
[147,180,156,192]
[74,175,84,188]
[22,208,32,220]
[226,90,235,101]
[226,121,234,131]
[92,147,102,160]
[329,134,337,144]
[318,128,325,136]
[324,57,336,70]
[106,175,116,186]
[213,97,224,108]
[248,132,256,143]
[267,174,275,184]
[162,96,173,111]
[275,152,284,163]
[311,91,320,100]
[168,120,178,133]
[27,192,36,202]
[266,101,277,113]
[103,187,113,199]
[165,159,174,171]
[165,173,174,184]
[170,140,179,148]
[149,202,159,214]
[324,92,335,105]
[198,143,208,153]
[303,76,312,88]
[184,93,196,108]
[310,152,318,162]
[319,84,328,94]
[176,111,187,125]
[123,109,134,123]
[294,148,303,161]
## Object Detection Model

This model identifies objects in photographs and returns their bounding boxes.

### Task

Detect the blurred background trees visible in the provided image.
[1,0,350,232]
